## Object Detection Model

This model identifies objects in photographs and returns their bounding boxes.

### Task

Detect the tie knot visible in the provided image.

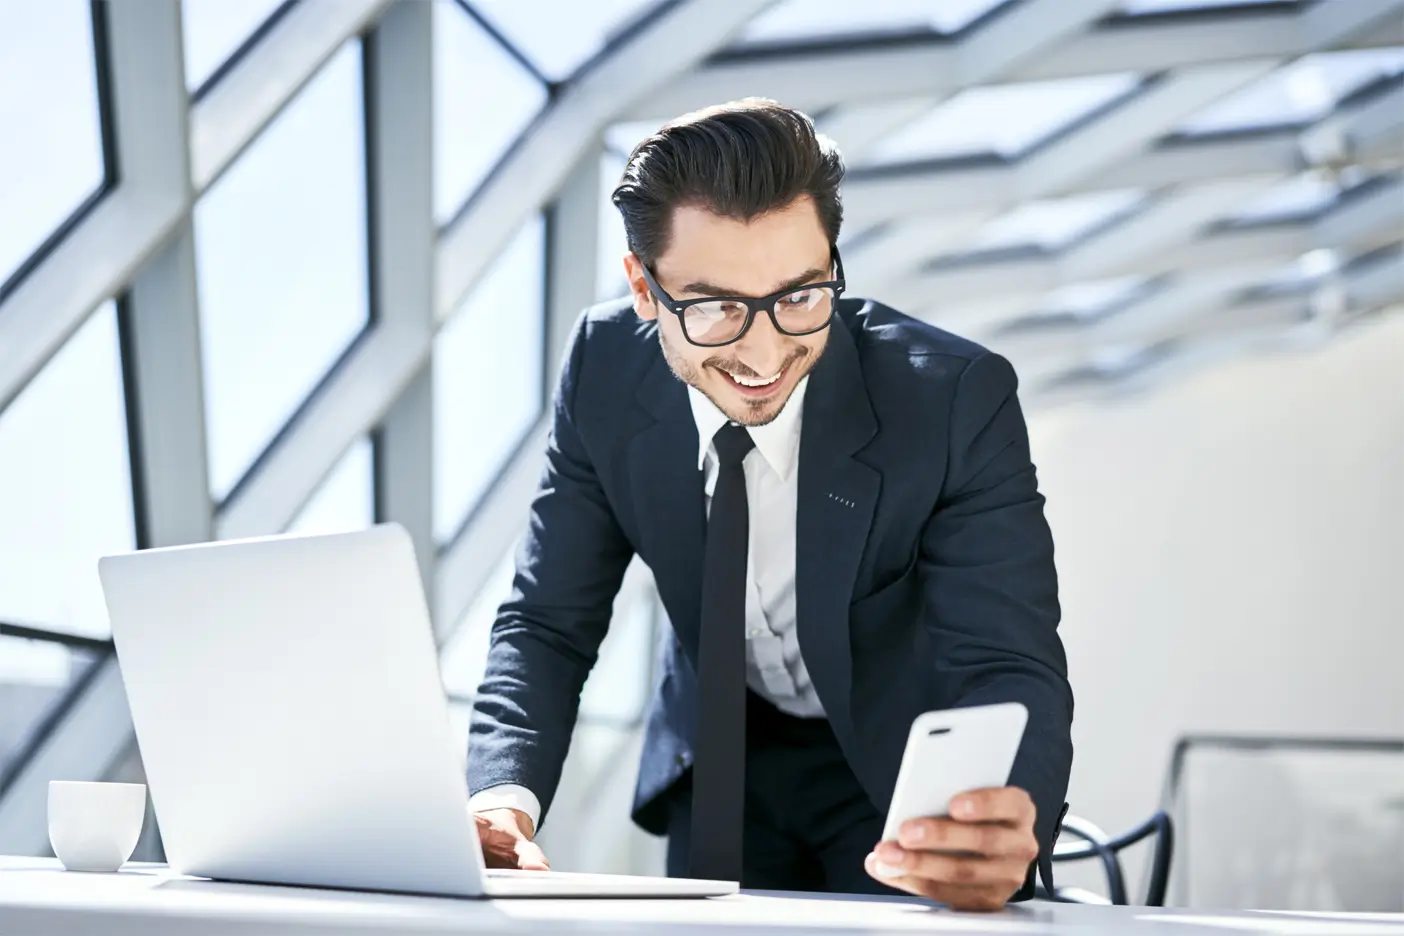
[712,424,754,468]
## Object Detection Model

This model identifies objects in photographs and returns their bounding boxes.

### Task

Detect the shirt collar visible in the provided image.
[687,376,809,481]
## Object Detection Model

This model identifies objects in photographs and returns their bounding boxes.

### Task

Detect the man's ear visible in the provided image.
[623,252,657,321]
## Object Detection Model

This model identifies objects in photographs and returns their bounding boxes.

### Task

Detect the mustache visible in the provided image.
[706,346,809,379]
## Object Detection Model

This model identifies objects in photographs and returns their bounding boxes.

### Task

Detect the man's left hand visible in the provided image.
[865,787,1039,912]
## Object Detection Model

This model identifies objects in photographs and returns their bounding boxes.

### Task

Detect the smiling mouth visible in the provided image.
[717,363,789,398]
[728,370,781,388]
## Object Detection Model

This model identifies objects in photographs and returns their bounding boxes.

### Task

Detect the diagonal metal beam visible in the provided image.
[434,0,820,324]
[627,0,1122,136]
[996,262,1285,370]
[1058,175,1286,283]
[628,2,1404,122]
[847,75,1403,235]
[223,0,775,568]
[897,178,1286,340]
[1018,63,1275,197]
[815,98,941,166]
[1025,261,1404,405]
[859,62,1402,311]
[958,0,1125,85]
[214,320,428,540]
[190,0,392,193]
[843,133,1302,229]
[899,176,1404,327]
[1,0,398,419]
[814,0,1126,229]
[864,62,1276,308]
[985,241,1404,394]
[0,193,183,415]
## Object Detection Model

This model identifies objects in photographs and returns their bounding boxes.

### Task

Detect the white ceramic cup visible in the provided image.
[47,781,147,873]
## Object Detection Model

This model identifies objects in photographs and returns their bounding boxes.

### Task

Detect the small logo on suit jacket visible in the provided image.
[826,492,855,508]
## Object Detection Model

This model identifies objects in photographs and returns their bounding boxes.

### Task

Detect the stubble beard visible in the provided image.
[658,326,821,428]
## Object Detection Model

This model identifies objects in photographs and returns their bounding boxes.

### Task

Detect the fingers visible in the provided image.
[895,817,1038,860]
[864,852,1010,913]
[475,811,550,871]
[875,841,1029,888]
[947,787,1036,826]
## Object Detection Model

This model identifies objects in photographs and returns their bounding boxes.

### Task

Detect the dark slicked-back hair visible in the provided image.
[611,98,845,268]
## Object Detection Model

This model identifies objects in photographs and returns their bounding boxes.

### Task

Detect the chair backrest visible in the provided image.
[1162,736,1404,912]
[1048,811,1173,906]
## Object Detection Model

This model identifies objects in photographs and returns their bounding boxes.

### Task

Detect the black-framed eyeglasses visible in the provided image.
[641,248,846,348]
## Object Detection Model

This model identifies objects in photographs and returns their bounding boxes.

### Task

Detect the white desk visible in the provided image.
[2,857,1402,936]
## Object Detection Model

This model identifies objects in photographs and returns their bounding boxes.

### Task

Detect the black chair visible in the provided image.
[1035,810,1174,906]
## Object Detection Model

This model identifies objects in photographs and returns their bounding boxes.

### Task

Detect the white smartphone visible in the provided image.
[880,702,1029,842]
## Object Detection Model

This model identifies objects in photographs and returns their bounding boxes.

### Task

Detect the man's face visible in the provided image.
[625,196,833,427]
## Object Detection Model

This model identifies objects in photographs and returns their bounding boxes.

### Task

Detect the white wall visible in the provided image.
[1027,313,1404,893]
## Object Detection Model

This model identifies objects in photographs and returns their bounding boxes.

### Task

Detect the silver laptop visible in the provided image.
[98,524,734,899]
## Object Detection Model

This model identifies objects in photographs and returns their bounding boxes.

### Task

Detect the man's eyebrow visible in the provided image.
[681,266,829,298]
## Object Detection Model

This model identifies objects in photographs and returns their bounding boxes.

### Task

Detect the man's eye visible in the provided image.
[780,289,816,308]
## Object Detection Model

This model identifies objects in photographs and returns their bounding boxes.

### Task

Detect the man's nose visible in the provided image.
[733,312,789,377]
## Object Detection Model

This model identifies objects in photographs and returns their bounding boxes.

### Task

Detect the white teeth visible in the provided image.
[731,371,781,387]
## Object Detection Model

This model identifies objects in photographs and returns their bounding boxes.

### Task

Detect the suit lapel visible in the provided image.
[795,318,879,752]
[626,315,880,722]
[629,345,707,666]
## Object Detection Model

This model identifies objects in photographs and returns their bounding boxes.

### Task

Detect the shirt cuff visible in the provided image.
[469,784,542,833]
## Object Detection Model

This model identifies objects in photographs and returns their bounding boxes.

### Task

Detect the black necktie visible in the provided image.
[689,423,755,882]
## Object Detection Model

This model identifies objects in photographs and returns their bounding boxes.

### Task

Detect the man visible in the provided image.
[467,99,1073,911]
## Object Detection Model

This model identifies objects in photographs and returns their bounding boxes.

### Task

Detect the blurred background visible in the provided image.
[0,0,1400,911]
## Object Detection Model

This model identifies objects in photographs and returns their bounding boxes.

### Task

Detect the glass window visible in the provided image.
[0,639,101,780]
[0,303,136,638]
[1179,48,1404,136]
[968,189,1147,254]
[579,563,657,723]
[597,151,630,302]
[439,549,656,726]
[0,0,105,293]
[464,0,662,82]
[194,43,369,502]
[284,437,374,536]
[737,0,1010,47]
[440,544,518,699]
[433,216,546,544]
[180,0,288,92]
[433,0,548,224]
[861,73,1142,166]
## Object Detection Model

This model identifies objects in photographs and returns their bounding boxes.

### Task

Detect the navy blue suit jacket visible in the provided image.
[468,298,1073,892]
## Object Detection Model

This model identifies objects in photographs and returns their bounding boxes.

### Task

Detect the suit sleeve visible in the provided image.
[466,314,635,828]
[922,351,1073,898]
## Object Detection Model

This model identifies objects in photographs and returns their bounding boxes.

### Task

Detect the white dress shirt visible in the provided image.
[469,378,822,829]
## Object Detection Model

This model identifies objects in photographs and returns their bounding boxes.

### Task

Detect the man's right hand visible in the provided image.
[474,808,551,871]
